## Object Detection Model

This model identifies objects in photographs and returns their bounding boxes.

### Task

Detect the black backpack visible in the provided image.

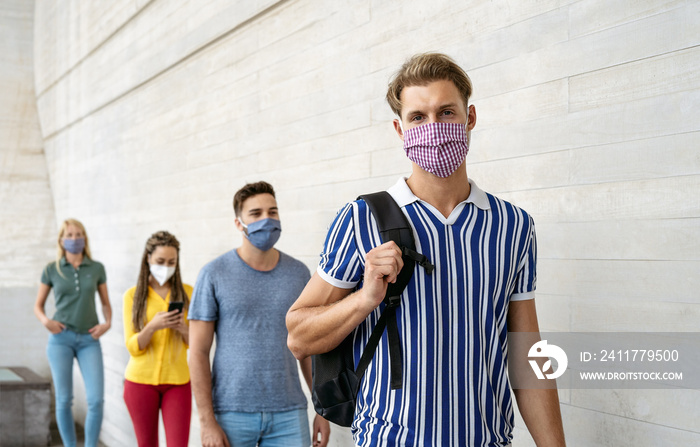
[311,192,434,427]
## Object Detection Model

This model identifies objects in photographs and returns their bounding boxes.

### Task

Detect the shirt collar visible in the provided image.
[60,256,92,267]
[387,177,491,211]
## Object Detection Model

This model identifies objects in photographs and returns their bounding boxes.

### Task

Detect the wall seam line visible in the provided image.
[36,0,157,99]
[42,0,290,142]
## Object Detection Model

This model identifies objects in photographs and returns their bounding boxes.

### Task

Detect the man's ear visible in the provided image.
[393,118,404,141]
[234,217,245,233]
[467,104,477,131]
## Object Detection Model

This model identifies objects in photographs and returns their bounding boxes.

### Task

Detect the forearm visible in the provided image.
[513,388,566,446]
[34,284,51,324]
[507,300,564,444]
[34,303,49,324]
[176,317,190,345]
[180,326,189,346]
[136,325,156,351]
[287,288,374,359]
[190,350,217,424]
[97,283,112,328]
[102,302,112,326]
[299,356,313,391]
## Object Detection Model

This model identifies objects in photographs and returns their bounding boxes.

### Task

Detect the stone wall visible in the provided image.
[0,0,56,377]
[24,0,700,445]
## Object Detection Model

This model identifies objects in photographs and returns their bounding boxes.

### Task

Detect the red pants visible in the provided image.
[123,379,191,447]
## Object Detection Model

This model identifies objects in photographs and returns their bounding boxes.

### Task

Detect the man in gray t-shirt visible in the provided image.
[189,181,330,447]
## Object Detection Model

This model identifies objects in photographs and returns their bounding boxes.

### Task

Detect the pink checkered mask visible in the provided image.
[402,122,469,178]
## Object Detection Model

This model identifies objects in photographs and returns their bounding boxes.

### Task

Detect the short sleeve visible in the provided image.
[188,267,219,321]
[510,216,537,302]
[317,202,364,289]
[97,262,107,285]
[40,264,53,286]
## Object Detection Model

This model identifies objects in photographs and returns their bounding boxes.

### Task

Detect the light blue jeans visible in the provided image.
[216,409,310,447]
[46,329,104,447]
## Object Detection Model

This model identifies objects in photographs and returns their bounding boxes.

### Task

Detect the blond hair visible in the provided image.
[386,53,473,118]
[55,218,91,269]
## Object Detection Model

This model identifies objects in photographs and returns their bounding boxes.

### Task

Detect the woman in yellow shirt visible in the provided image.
[122,231,192,447]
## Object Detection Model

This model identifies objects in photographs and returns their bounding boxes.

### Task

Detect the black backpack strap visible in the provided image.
[354,192,433,390]
[353,300,403,390]
[402,247,435,275]
[354,304,393,382]
[385,306,403,389]
[359,192,418,299]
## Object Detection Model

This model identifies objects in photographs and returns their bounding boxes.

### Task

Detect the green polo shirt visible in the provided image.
[41,257,107,333]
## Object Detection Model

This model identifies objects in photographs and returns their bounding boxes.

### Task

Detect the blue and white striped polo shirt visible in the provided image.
[318,177,536,447]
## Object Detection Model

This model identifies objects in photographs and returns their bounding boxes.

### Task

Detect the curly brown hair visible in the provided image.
[131,231,189,332]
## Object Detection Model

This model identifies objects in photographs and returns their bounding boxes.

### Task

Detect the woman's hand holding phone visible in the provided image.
[148,309,182,331]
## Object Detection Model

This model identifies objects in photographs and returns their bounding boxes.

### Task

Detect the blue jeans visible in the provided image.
[216,409,310,447]
[46,329,104,447]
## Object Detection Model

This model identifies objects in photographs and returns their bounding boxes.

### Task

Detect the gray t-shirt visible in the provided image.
[188,249,310,412]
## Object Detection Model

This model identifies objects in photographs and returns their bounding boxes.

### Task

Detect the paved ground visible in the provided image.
[49,421,107,447]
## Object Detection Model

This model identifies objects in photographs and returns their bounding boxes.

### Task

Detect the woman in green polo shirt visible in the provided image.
[33,218,112,447]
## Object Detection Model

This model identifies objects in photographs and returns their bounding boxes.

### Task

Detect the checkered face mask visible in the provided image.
[402,122,469,178]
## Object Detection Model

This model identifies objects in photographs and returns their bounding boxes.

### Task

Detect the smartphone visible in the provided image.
[168,301,184,314]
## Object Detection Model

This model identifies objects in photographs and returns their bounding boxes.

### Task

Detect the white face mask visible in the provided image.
[150,264,176,286]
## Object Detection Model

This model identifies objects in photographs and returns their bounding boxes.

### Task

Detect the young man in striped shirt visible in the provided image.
[287,53,566,446]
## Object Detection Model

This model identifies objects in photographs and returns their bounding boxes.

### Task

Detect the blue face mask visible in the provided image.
[63,237,85,254]
[240,218,281,251]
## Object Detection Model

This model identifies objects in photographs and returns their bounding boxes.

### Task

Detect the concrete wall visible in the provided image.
[21,0,700,445]
[0,0,56,377]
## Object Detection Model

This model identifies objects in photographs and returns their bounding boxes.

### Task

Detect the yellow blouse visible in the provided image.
[122,284,193,385]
